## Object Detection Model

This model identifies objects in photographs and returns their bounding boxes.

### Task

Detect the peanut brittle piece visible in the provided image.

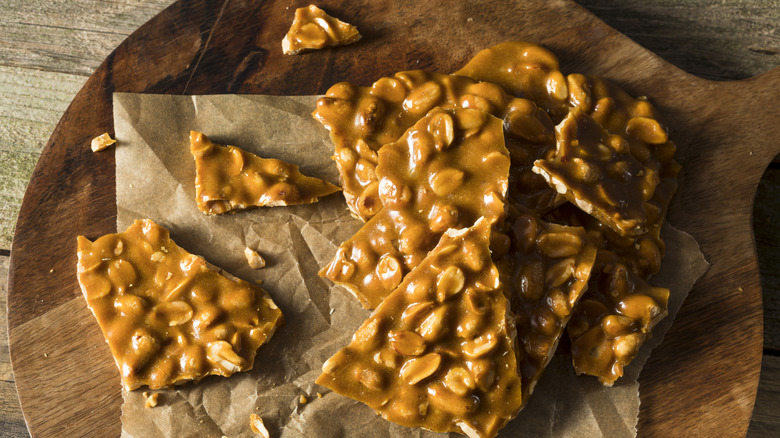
[320,108,510,309]
[566,252,670,386]
[317,219,523,438]
[566,74,680,232]
[495,210,597,397]
[533,108,663,237]
[545,202,665,278]
[313,69,558,220]
[76,219,283,390]
[282,4,361,55]
[190,131,340,215]
[454,41,570,122]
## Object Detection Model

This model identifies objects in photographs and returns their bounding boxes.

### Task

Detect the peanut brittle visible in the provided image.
[313,69,558,220]
[533,108,663,237]
[546,202,664,278]
[76,219,283,390]
[566,252,670,386]
[565,74,680,233]
[495,210,597,397]
[190,131,340,215]
[454,41,570,122]
[320,108,510,309]
[317,219,523,438]
[282,4,361,55]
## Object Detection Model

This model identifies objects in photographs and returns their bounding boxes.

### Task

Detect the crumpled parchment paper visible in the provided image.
[113,93,708,438]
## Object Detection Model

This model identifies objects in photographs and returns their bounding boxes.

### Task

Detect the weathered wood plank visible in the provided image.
[0,66,86,249]
[0,255,28,438]
[0,0,174,75]
[577,0,780,80]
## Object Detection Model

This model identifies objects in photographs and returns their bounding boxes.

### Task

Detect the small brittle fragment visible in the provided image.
[320,107,510,309]
[76,219,283,390]
[91,132,116,152]
[282,4,361,55]
[317,219,523,438]
[190,131,340,214]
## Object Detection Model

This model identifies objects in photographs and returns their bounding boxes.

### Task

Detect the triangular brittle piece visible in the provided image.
[77,219,283,390]
[190,131,340,214]
[320,107,510,309]
[495,210,598,398]
[282,4,361,55]
[317,219,523,438]
[533,108,661,237]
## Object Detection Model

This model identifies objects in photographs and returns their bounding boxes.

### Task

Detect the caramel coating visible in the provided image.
[76,219,283,390]
[317,219,523,438]
[282,4,361,55]
[313,70,558,221]
[320,108,510,309]
[190,131,340,215]
[495,210,597,397]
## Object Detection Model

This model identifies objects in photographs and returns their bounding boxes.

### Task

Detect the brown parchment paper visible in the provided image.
[113,93,708,438]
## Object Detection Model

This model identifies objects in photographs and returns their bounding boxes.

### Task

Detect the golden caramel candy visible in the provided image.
[76,219,283,390]
[282,4,361,55]
[190,131,340,215]
[566,252,670,386]
[566,73,680,229]
[495,210,597,397]
[545,202,665,278]
[320,108,510,309]
[313,69,558,221]
[454,41,570,122]
[317,219,523,438]
[533,108,662,237]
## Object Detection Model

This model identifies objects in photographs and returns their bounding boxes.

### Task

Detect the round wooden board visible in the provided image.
[7,0,780,436]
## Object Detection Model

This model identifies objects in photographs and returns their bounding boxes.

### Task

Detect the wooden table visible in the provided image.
[0,0,777,436]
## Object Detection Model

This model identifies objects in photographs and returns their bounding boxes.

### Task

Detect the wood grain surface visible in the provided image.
[2,0,779,437]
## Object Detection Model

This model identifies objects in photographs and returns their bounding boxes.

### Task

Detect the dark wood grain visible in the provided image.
[6,0,778,436]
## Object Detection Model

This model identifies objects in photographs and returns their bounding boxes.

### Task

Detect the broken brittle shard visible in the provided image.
[495,210,598,397]
[190,131,340,215]
[317,218,523,438]
[282,4,361,55]
[320,107,510,309]
[313,69,560,222]
[77,219,283,390]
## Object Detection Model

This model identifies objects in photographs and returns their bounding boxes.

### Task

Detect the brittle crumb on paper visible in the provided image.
[91,132,116,152]
[244,247,266,269]
[249,414,270,437]
[142,392,158,408]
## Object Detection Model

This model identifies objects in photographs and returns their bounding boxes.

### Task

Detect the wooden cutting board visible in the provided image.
[7,0,779,436]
